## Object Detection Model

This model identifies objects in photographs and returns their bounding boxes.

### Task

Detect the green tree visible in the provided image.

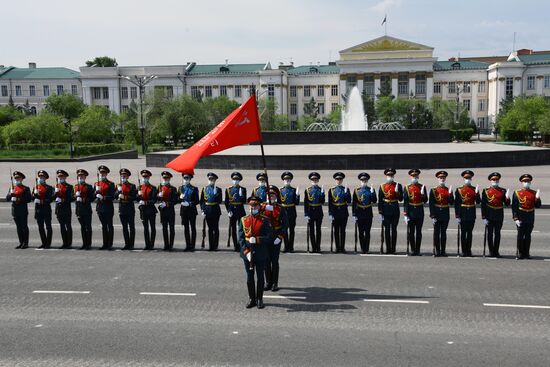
[44,93,86,120]
[303,97,318,118]
[73,106,117,143]
[258,97,278,130]
[2,113,67,145]
[498,96,550,136]
[203,96,240,126]
[375,96,395,123]
[0,106,24,126]
[158,96,209,147]
[272,115,290,131]
[85,56,118,67]
[377,79,394,99]
[361,93,376,122]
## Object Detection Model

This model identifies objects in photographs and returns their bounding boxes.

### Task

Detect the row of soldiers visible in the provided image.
[6,167,542,259]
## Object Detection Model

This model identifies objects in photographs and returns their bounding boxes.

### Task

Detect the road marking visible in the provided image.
[483,303,550,310]
[363,299,429,304]
[33,290,90,294]
[294,252,322,256]
[264,295,307,300]
[360,254,408,257]
[35,324,43,328]
[139,292,196,296]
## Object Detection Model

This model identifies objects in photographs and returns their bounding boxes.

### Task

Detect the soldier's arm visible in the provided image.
[199,189,205,211]
[216,188,223,204]
[511,192,519,220]
[104,183,115,201]
[403,186,409,215]
[535,193,542,208]
[224,188,230,211]
[259,218,273,245]
[377,186,383,214]
[454,189,461,218]
[23,187,33,203]
[351,190,357,216]
[67,185,75,203]
[129,184,138,202]
[475,190,481,204]
[346,188,352,204]
[448,190,455,206]
[428,189,435,217]
[504,189,511,207]
[303,189,309,217]
[422,186,428,203]
[480,189,487,219]
[328,188,333,216]
[397,183,404,201]
[294,188,300,205]
[242,188,247,204]
[237,219,247,251]
[280,208,288,234]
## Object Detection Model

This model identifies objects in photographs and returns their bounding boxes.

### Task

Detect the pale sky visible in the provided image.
[3,0,549,70]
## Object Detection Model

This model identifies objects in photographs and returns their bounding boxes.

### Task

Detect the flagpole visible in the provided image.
[253,93,271,205]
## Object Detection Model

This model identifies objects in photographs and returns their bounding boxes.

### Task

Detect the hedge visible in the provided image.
[7,143,133,156]
[449,128,474,142]
[501,129,529,142]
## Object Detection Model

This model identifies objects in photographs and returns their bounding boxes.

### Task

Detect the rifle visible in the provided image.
[380,220,384,254]
[330,220,334,253]
[9,167,14,197]
[406,220,410,256]
[306,219,310,253]
[483,223,488,257]
[34,169,38,198]
[457,222,461,257]
[201,216,206,248]
[354,221,358,253]
[227,214,232,248]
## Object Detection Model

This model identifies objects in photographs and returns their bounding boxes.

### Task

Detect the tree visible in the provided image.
[498,96,550,137]
[303,97,319,118]
[375,96,394,123]
[158,96,209,147]
[377,79,394,99]
[272,115,290,131]
[0,106,24,126]
[2,113,67,145]
[258,97,278,130]
[73,106,118,143]
[8,95,14,107]
[202,96,240,126]
[361,92,376,122]
[44,93,86,120]
[85,56,118,67]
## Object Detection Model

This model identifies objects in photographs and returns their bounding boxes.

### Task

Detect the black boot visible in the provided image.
[264,266,272,291]
[271,267,279,292]
[246,281,256,309]
[257,283,264,309]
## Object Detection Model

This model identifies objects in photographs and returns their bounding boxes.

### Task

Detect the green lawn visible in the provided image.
[0,149,70,159]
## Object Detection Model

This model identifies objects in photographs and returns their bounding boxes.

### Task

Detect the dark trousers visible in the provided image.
[433,219,449,256]
[265,242,281,286]
[308,217,322,252]
[408,217,423,255]
[161,210,175,250]
[357,216,373,253]
[382,215,399,254]
[283,214,296,252]
[98,212,114,249]
[517,222,534,259]
[181,214,197,250]
[14,215,29,247]
[142,215,156,249]
[37,216,52,248]
[244,259,265,287]
[333,217,348,252]
[487,220,503,256]
[120,212,135,249]
[206,216,220,250]
[229,215,241,251]
[460,220,475,256]
[78,215,93,249]
[57,214,72,248]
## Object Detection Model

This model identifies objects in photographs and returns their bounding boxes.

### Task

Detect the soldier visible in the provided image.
[6,171,32,249]
[328,172,351,253]
[279,171,299,253]
[137,169,158,250]
[304,172,325,253]
[238,195,273,309]
[352,172,377,254]
[454,170,481,257]
[74,169,94,250]
[95,165,116,250]
[179,173,199,252]
[33,170,54,249]
[200,172,222,251]
[511,174,542,259]
[378,168,403,254]
[429,171,454,257]
[225,172,247,252]
[158,171,178,251]
[252,172,268,203]
[117,168,138,250]
[481,172,510,257]
[54,169,74,249]
[262,185,288,292]
[403,169,428,256]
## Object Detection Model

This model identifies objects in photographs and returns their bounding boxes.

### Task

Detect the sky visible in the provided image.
[2,0,549,70]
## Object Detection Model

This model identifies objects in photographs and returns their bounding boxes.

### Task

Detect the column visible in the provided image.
[391,77,398,98]
[339,78,346,105]
[426,77,434,100]
[357,77,364,95]
[409,73,416,98]
[374,76,381,101]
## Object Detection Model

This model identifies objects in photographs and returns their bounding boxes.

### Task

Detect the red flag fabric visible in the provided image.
[166,95,262,174]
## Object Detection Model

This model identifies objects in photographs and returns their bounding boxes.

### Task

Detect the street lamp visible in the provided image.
[119,74,157,154]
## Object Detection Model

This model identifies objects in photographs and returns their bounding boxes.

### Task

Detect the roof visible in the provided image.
[186,63,270,75]
[517,53,550,65]
[433,61,489,71]
[0,67,79,79]
[340,35,433,53]
[287,64,340,75]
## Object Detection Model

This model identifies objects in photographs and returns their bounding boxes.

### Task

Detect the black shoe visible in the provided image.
[38,245,45,249]
[257,299,265,309]
[257,283,264,309]
[441,252,448,257]
[272,284,279,292]
[20,244,28,249]
[246,281,256,309]
[15,244,22,249]
[264,283,273,291]
[246,298,257,308]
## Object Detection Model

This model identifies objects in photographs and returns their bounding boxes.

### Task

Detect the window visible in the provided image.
[191,86,200,99]
[290,121,298,131]
[220,85,227,97]
[15,85,21,96]
[415,74,426,95]
[43,85,50,97]
[234,85,242,98]
[346,76,357,94]
[317,85,324,97]
[463,99,471,111]
[267,84,275,98]
[121,87,128,99]
[527,75,535,90]
[121,105,129,113]
[364,76,374,96]
[478,81,486,93]
[331,85,338,96]
[505,77,514,97]
[544,76,550,89]
[29,85,35,96]
[331,103,339,112]
[478,117,486,128]
[92,87,101,99]
[57,85,64,95]
[448,82,456,94]
[166,86,173,98]
[463,81,471,93]
[290,103,297,115]
[102,87,109,99]
[1,85,7,96]
[290,86,297,98]
[205,86,212,98]
[478,99,486,112]
[71,85,78,95]
[433,82,441,94]
[398,74,408,95]
[304,85,311,97]
[130,86,137,99]
[318,103,325,115]
[248,85,256,96]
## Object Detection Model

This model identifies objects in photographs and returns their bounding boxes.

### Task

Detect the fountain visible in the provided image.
[341,86,368,131]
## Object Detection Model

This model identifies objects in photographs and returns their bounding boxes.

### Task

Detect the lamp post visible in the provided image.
[119,74,157,154]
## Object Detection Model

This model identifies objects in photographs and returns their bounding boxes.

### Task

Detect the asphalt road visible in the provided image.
[1,202,549,366]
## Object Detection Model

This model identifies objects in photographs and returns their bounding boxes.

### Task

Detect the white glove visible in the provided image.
[265,204,273,211]
[456,218,461,224]
[11,196,16,202]
[432,217,437,225]
[55,197,62,203]
[352,216,358,222]
[182,201,190,207]
[505,189,510,199]
[9,188,14,194]
[329,215,334,222]
[76,197,82,202]
[248,236,256,244]
[448,185,453,194]
[159,202,166,209]
[96,193,103,200]
[138,200,145,206]
[370,186,374,193]
[117,185,122,192]
[33,188,37,195]
[515,220,521,227]
[305,216,310,222]
[138,190,142,196]
[475,185,479,194]
[228,211,233,218]
[379,214,384,221]
[201,211,206,217]
[179,193,184,199]
[157,192,163,198]
[34,198,41,204]
[274,237,282,245]
[536,189,540,199]
[55,187,59,193]
[404,215,410,223]
[421,185,425,195]
[76,191,81,197]
[483,219,489,226]
[95,185,100,192]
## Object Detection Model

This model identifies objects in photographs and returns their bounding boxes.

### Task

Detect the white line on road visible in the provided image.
[363,299,430,304]
[264,295,307,300]
[294,252,322,256]
[139,292,196,296]
[483,303,550,309]
[32,290,90,294]
[360,254,408,257]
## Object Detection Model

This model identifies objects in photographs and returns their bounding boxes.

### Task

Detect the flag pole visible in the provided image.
[254,94,271,205]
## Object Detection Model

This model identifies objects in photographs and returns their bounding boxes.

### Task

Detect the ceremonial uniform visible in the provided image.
[95,166,116,250]
[252,172,268,203]
[33,171,54,249]
[352,173,377,254]
[54,170,74,249]
[6,172,32,249]
[137,170,158,250]
[454,170,480,257]
[378,169,403,254]
[279,171,299,253]
[74,169,94,249]
[225,172,247,252]
[179,173,199,251]
[429,171,454,256]
[481,172,510,257]
[262,186,288,292]
[328,172,351,253]
[403,169,428,256]
[117,169,138,250]
[304,172,325,253]
[200,172,223,250]
[511,174,541,259]
[158,171,178,251]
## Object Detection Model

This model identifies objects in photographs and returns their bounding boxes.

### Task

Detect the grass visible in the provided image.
[0,149,70,159]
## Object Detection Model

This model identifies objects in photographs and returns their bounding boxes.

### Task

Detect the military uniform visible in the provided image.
[74,169,94,250]
[137,170,158,250]
[179,173,199,251]
[54,170,74,249]
[6,172,32,249]
[352,173,377,253]
[200,172,222,251]
[279,171,299,253]
[117,168,138,250]
[238,196,273,309]
[429,171,454,256]
[454,170,481,257]
[33,170,54,249]
[403,169,428,256]
[304,172,325,253]
[95,165,116,250]
[328,172,351,253]
[481,172,510,257]
[511,174,542,259]
[262,186,288,292]
[158,171,178,251]
[251,172,268,203]
[225,172,247,252]
[378,168,403,254]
